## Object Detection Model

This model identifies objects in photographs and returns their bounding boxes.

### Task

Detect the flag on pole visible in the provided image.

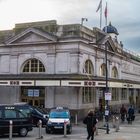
[104,2,108,33]
[96,0,102,12]
[104,2,108,26]
[104,2,107,18]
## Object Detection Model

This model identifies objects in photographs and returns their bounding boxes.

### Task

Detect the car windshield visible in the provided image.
[49,110,69,118]
[18,108,31,117]
[33,106,48,114]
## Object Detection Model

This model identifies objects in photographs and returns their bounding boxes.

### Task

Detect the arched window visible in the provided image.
[23,58,45,73]
[112,66,118,78]
[84,60,94,75]
[100,64,106,76]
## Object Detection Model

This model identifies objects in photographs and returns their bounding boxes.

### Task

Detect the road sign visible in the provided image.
[105,92,112,100]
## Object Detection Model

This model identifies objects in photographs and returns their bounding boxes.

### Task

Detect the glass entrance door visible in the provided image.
[21,87,45,107]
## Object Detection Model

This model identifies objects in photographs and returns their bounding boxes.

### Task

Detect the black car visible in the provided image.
[13,103,49,127]
[30,106,49,126]
[0,105,33,137]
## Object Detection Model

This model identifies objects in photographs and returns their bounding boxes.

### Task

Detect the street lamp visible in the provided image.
[89,38,110,134]
[105,43,109,134]
[81,18,88,26]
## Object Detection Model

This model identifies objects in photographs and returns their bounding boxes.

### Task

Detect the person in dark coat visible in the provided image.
[127,105,135,123]
[120,104,127,122]
[83,110,97,140]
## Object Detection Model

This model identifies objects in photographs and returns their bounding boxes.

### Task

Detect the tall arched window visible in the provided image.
[23,58,45,73]
[84,60,94,75]
[112,66,118,78]
[100,64,106,76]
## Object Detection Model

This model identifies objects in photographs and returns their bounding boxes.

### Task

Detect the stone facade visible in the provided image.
[0,20,140,119]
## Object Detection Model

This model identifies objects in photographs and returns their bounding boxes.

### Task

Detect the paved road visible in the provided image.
[0,114,140,140]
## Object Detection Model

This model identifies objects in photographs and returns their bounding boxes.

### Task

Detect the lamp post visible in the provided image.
[89,35,110,134]
[105,43,109,134]
[81,18,88,26]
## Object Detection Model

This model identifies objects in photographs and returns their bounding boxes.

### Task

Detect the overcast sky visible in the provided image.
[0,0,140,54]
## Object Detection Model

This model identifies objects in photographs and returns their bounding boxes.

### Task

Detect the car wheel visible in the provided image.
[19,128,28,137]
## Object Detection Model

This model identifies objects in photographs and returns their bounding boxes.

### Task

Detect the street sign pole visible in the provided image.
[105,43,109,134]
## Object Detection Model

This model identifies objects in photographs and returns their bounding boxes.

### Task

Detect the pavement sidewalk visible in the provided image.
[0,113,139,140]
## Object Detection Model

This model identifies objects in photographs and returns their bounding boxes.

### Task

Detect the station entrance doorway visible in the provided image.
[20,87,45,107]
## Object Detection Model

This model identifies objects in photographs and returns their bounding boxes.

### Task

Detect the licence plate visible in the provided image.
[54,126,63,129]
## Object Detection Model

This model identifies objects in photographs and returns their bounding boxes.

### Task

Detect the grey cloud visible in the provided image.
[118,22,140,38]
[0,0,139,53]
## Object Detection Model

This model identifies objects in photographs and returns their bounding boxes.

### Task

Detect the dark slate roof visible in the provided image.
[102,22,119,35]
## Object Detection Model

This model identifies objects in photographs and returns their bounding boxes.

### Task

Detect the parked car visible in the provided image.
[0,104,33,137]
[30,106,49,126]
[46,107,72,134]
[13,103,49,127]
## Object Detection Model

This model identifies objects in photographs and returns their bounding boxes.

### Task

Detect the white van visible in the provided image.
[46,107,72,134]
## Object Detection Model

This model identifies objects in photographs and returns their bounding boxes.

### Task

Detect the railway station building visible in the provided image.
[0,20,140,118]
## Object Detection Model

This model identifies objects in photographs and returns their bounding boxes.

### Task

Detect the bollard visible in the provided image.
[37,120,43,139]
[103,115,106,127]
[64,120,67,137]
[115,116,120,132]
[95,119,98,135]
[9,120,13,140]
[112,115,116,128]
[75,114,78,125]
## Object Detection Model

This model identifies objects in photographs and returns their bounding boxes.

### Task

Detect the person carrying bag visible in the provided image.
[83,110,97,140]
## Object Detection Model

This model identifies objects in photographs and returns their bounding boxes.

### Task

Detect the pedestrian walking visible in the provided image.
[83,110,97,140]
[127,105,135,124]
[120,104,127,122]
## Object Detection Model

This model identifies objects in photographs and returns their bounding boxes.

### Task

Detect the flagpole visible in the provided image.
[96,0,103,29]
[100,0,102,29]
[105,1,108,27]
